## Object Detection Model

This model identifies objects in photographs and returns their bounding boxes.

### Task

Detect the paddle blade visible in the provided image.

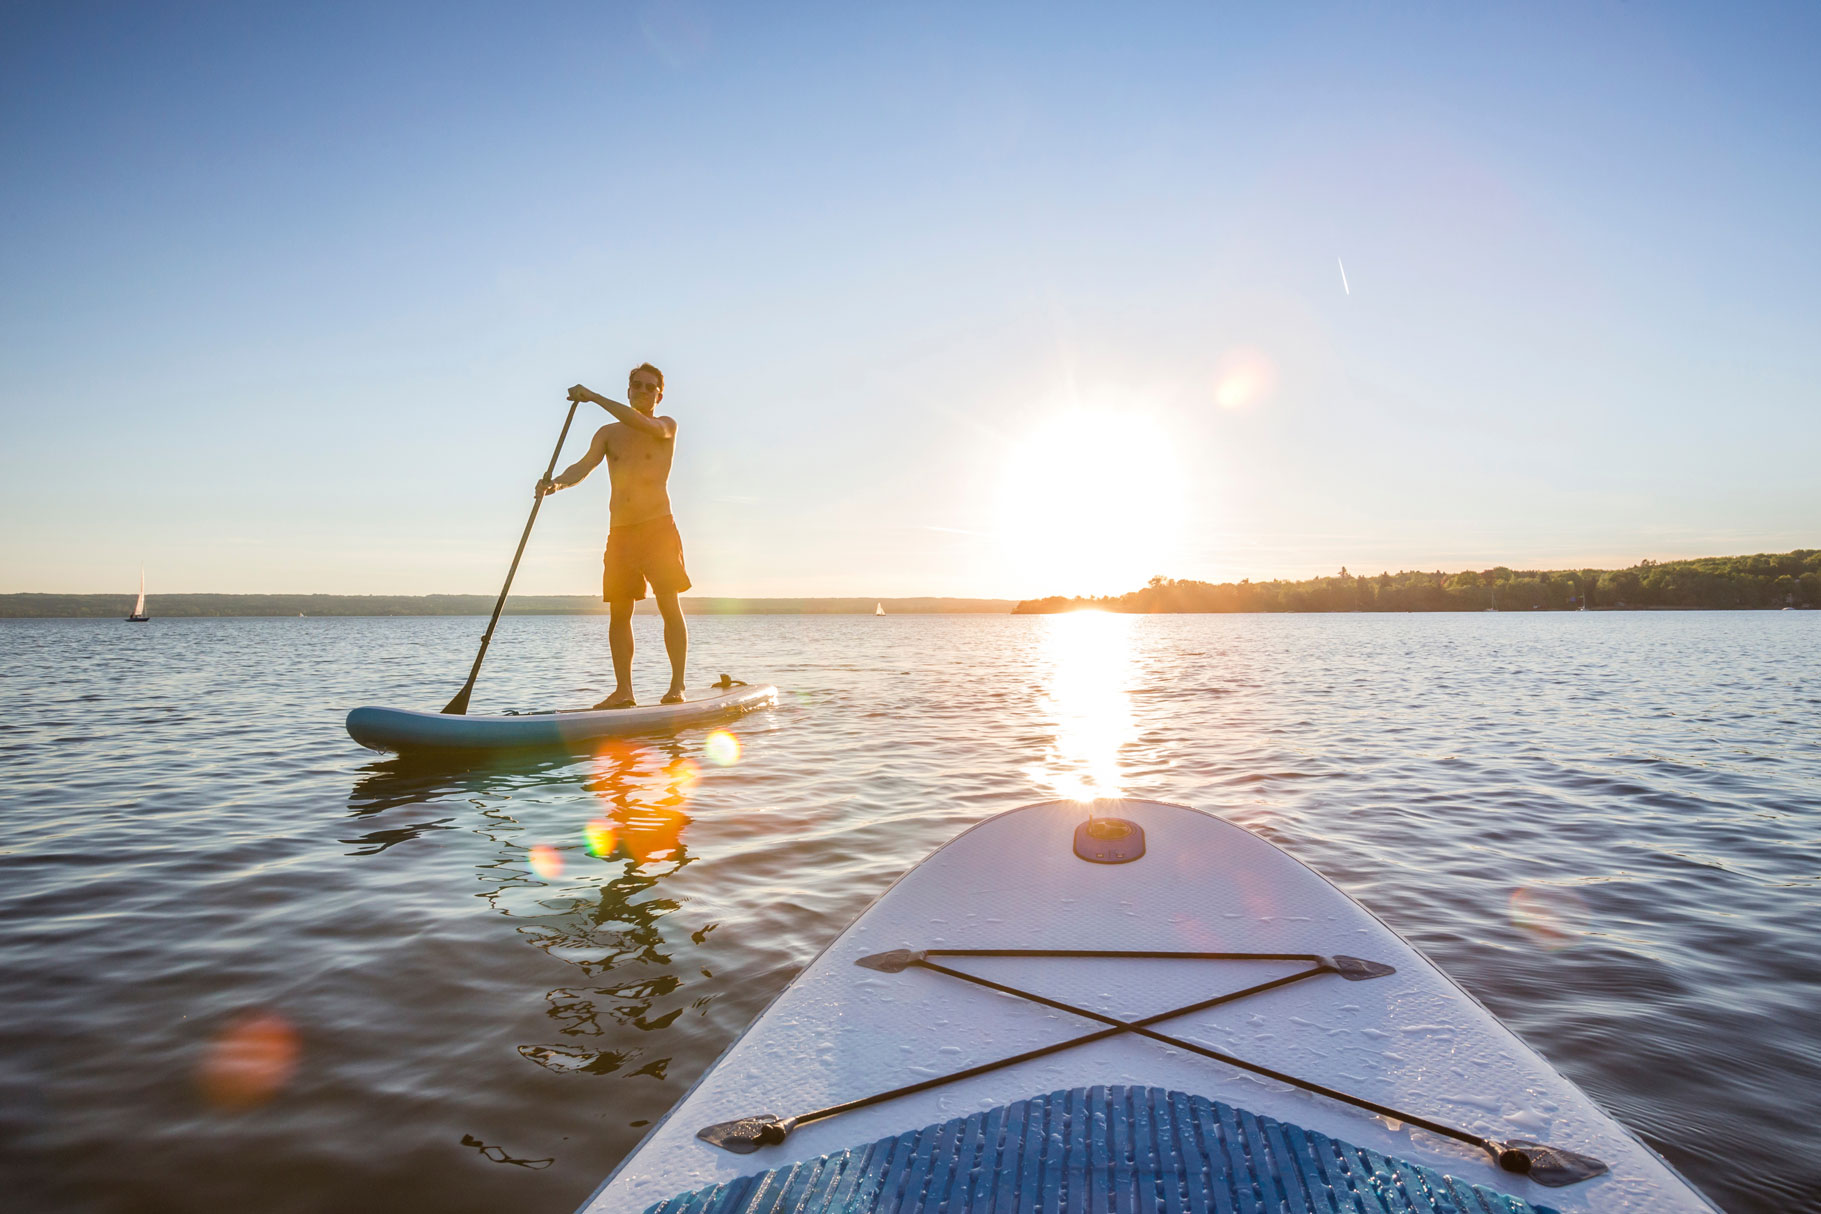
[442,682,474,715]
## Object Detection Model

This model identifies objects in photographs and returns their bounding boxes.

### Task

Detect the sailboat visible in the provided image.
[127,568,149,622]
[874,602,885,616]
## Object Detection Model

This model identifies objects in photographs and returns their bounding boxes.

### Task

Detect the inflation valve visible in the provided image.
[1074,816,1146,864]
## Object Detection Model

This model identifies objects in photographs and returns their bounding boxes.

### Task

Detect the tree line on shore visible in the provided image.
[1013,550,1821,614]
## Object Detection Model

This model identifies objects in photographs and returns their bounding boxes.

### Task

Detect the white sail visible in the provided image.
[874,602,885,615]
[133,568,146,617]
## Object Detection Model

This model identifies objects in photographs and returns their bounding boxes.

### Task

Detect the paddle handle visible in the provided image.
[443,398,583,714]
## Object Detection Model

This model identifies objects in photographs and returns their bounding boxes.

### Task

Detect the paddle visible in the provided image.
[442,398,582,714]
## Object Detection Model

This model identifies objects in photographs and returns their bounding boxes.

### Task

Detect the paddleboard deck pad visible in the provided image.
[581,800,1716,1214]
[345,683,776,755]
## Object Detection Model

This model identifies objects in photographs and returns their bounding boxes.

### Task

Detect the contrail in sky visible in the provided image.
[1338,256,1350,295]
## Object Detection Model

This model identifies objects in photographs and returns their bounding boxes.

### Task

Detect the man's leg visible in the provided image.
[654,590,688,703]
[596,598,637,709]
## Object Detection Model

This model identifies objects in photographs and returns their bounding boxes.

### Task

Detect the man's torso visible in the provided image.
[604,419,676,529]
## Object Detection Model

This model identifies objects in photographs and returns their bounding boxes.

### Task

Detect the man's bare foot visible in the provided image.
[660,687,686,705]
[593,691,637,709]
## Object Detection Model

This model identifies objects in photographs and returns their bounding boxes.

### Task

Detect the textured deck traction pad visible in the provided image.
[644,1085,1557,1213]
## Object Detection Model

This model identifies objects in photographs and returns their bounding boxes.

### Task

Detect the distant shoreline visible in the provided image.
[0,594,1015,619]
[1013,549,1819,614]
[8,548,1816,618]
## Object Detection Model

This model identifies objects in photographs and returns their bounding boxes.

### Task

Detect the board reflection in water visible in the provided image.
[500,741,705,1081]
[344,736,723,1090]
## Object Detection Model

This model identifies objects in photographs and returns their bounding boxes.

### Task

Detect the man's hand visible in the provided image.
[536,477,561,497]
[567,384,600,405]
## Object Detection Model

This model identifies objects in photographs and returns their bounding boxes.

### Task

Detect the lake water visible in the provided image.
[1,612,1816,1213]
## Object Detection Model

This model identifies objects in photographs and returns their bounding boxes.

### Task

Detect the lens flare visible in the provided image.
[1509,886,1589,950]
[1213,347,1276,410]
[199,1010,299,1109]
[528,844,564,880]
[583,819,618,858]
[704,730,741,766]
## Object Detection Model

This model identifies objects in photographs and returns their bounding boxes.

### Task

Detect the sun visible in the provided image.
[995,408,1187,597]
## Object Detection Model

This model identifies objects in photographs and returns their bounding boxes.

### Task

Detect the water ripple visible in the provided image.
[0,612,1816,1211]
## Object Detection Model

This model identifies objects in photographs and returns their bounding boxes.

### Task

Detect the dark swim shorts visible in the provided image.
[603,515,692,602]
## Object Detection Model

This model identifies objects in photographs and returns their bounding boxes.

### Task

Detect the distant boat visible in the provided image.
[126,568,149,622]
[875,602,885,616]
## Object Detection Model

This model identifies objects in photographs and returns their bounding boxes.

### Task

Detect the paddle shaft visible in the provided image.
[443,399,582,714]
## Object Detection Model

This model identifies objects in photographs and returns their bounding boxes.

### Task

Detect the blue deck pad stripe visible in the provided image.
[645,1087,1560,1214]
[943,1110,986,1211]
[823,1139,872,1213]
[1018,1087,1045,1211]
[1056,1086,1078,1210]
[1213,1098,1260,1214]
[923,1111,961,1212]
[968,1102,1004,1211]
[1163,1090,1203,1214]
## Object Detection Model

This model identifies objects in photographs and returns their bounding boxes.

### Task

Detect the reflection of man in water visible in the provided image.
[537,363,690,708]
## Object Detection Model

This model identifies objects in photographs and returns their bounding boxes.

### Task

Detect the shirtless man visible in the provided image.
[536,363,690,708]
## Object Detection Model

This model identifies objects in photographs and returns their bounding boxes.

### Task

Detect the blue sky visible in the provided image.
[3,2,1817,598]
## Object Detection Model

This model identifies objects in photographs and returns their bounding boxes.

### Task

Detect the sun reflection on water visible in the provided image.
[1031,611,1137,801]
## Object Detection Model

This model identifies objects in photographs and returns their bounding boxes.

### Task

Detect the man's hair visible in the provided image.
[629,362,665,393]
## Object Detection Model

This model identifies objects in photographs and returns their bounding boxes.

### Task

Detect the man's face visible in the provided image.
[628,371,663,413]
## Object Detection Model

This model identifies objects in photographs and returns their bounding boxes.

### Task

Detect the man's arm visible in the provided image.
[538,426,610,496]
[569,385,677,439]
